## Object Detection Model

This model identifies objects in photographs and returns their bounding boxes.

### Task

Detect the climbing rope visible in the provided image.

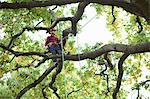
[49,8,68,99]
[76,34,81,66]
[76,14,97,65]
[81,15,97,29]
[58,25,65,67]
[57,23,68,99]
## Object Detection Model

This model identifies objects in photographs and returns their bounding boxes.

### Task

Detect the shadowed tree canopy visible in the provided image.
[0,0,150,99]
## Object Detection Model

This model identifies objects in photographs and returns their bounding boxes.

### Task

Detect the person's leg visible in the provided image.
[48,45,56,53]
[55,44,62,54]
[48,45,57,62]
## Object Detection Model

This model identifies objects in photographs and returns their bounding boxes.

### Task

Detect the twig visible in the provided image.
[7,26,49,48]
[51,6,57,11]
[7,28,26,48]
[137,88,140,99]
[132,79,150,99]
[6,59,36,73]
[35,57,48,68]
[136,16,143,33]
[35,20,45,27]
[96,62,110,92]
[67,89,81,98]
[112,6,116,24]
[9,55,15,63]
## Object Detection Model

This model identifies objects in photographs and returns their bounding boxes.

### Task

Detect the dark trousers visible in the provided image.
[48,44,61,62]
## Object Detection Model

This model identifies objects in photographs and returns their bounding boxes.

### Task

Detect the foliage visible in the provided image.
[0,0,150,99]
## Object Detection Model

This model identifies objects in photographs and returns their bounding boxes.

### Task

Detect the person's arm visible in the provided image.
[55,36,60,44]
[45,37,52,46]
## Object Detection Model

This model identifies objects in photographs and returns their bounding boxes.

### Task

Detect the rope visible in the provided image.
[76,34,81,66]
[81,15,97,29]
[57,24,68,99]
[76,14,97,65]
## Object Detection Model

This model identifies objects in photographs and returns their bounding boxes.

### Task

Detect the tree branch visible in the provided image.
[7,28,26,48]
[111,6,116,24]
[1,42,150,61]
[132,79,150,99]
[49,60,63,99]
[34,57,49,68]
[9,55,16,63]
[96,62,110,93]
[50,17,72,30]
[6,26,49,49]
[16,64,57,99]
[42,86,48,99]
[35,20,45,27]
[50,2,89,36]
[11,59,35,71]
[72,2,89,35]
[0,0,149,22]
[112,54,129,99]
[104,53,113,69]
[67,89,81,98]
[136,16,143,33]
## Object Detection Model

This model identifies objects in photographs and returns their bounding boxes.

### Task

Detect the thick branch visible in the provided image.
[0,0,149,22]
[0,0,84,9]
[112,54,129,99]
[1,42,150,61]
[49,60,63,99]
[72,2,89,35]
[16,64,57,99]
[64,42,150,61]
[50,17,72,29]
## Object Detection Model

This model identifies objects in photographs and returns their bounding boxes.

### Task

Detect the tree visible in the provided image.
[0,0,150,99]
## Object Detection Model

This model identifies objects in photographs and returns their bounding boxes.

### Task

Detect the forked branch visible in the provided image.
[16,64,57,99]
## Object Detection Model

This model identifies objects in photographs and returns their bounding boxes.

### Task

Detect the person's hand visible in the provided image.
[54,42,58,45]
[48,42,53,46]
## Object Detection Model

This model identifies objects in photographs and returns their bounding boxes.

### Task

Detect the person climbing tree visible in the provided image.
[45,28,61,63]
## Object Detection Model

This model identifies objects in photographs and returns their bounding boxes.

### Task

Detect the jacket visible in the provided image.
[45,35,59,46]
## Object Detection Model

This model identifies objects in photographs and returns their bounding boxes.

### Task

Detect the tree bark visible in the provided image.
[0,0,149,22]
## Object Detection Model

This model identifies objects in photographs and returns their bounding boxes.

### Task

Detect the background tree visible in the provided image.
[0,0,150,99]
